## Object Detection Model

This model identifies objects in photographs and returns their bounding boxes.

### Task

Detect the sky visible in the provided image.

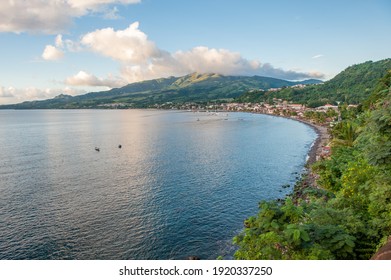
[0,0,390,105]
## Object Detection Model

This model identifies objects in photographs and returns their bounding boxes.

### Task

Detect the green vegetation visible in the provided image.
[233,70,391,259]
[236,59,391,106]
[0,73,319,109]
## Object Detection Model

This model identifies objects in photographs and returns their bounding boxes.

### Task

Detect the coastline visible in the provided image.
[246,111,330,166]
[267,115,330,189]
[294,119,330,166]
[240,111,330,193]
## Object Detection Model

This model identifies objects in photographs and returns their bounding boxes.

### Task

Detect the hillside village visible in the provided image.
[155,98,357,126]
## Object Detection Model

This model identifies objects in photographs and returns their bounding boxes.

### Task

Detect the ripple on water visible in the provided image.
[0,110,316,259]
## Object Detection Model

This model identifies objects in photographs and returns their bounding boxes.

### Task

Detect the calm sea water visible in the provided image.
[0,109,316,260]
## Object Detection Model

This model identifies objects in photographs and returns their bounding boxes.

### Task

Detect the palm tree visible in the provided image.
[332,121,357,147]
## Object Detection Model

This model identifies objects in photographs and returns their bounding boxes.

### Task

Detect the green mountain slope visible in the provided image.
[0,73,321,109]
[236,58,391,106]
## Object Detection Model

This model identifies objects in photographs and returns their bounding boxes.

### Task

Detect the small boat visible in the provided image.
[95,147,100,152]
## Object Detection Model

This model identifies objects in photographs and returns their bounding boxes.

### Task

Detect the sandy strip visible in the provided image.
[296,119,330,165]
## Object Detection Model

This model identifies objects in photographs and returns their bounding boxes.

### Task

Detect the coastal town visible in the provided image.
[155,98,358,124]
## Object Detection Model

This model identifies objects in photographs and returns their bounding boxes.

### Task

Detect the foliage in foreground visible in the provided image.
[234,71,391,259]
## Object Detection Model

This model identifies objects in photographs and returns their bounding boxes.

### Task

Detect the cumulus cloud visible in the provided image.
[42,45,64,60]
[65,71,125,88]
[0,85,86,105]
[0,0,140,34]
[173,46,261,76]
[0,1,73,34]
[81,22,162,64]
[41,33,83,60]
[255,63,325,80]
[0,86,15,98]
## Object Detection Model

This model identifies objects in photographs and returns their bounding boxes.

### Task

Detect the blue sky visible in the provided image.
[0,0,390,104]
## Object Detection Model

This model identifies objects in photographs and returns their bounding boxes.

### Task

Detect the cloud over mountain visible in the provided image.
[70,22,324,87]
[0,85,85,105]
[65,71,124,88]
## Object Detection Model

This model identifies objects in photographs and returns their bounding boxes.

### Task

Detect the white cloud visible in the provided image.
[42,45,64,60]
[173,46,261,76]
[0,85,86,105]
[0,86,15,98]
[0,0,140,34]
[312,54,324,59]
[67,0,140,10]
[0,1,76,34]
[41,33,82,60]
[55,34,64,48]
[65,71,125,88]
[81,22,162,64]
[255,63,325,80]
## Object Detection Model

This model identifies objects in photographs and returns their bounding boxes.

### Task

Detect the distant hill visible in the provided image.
[236,58,391,106]
[299,79,324,85]
[0,73,321,109]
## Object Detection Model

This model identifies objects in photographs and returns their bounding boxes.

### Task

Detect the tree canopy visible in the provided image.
[233,70,391,260]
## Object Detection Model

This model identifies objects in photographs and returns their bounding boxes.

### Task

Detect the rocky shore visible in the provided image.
[301,121,330,189]
[302,121,330,165]
[280,117,330,200]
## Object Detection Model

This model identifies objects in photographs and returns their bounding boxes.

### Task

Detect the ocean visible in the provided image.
[0,109,316,259]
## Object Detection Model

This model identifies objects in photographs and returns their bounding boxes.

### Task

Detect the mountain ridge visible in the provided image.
[0,73,322,109]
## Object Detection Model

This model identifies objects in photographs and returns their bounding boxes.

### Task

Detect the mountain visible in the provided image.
[236,58,391,106]
[299,79,324,85]
[0,73,321,109]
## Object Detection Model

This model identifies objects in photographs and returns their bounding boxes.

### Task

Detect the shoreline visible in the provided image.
[244,111,330,166]
[193,109,330,193]
[249,112,330,189]
[292,118,330,166]
[224,111,330,194]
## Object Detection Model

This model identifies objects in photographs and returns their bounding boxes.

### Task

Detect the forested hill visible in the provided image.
[0,73,320,109]
[233,70,391,260]
[236,58,391,107]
